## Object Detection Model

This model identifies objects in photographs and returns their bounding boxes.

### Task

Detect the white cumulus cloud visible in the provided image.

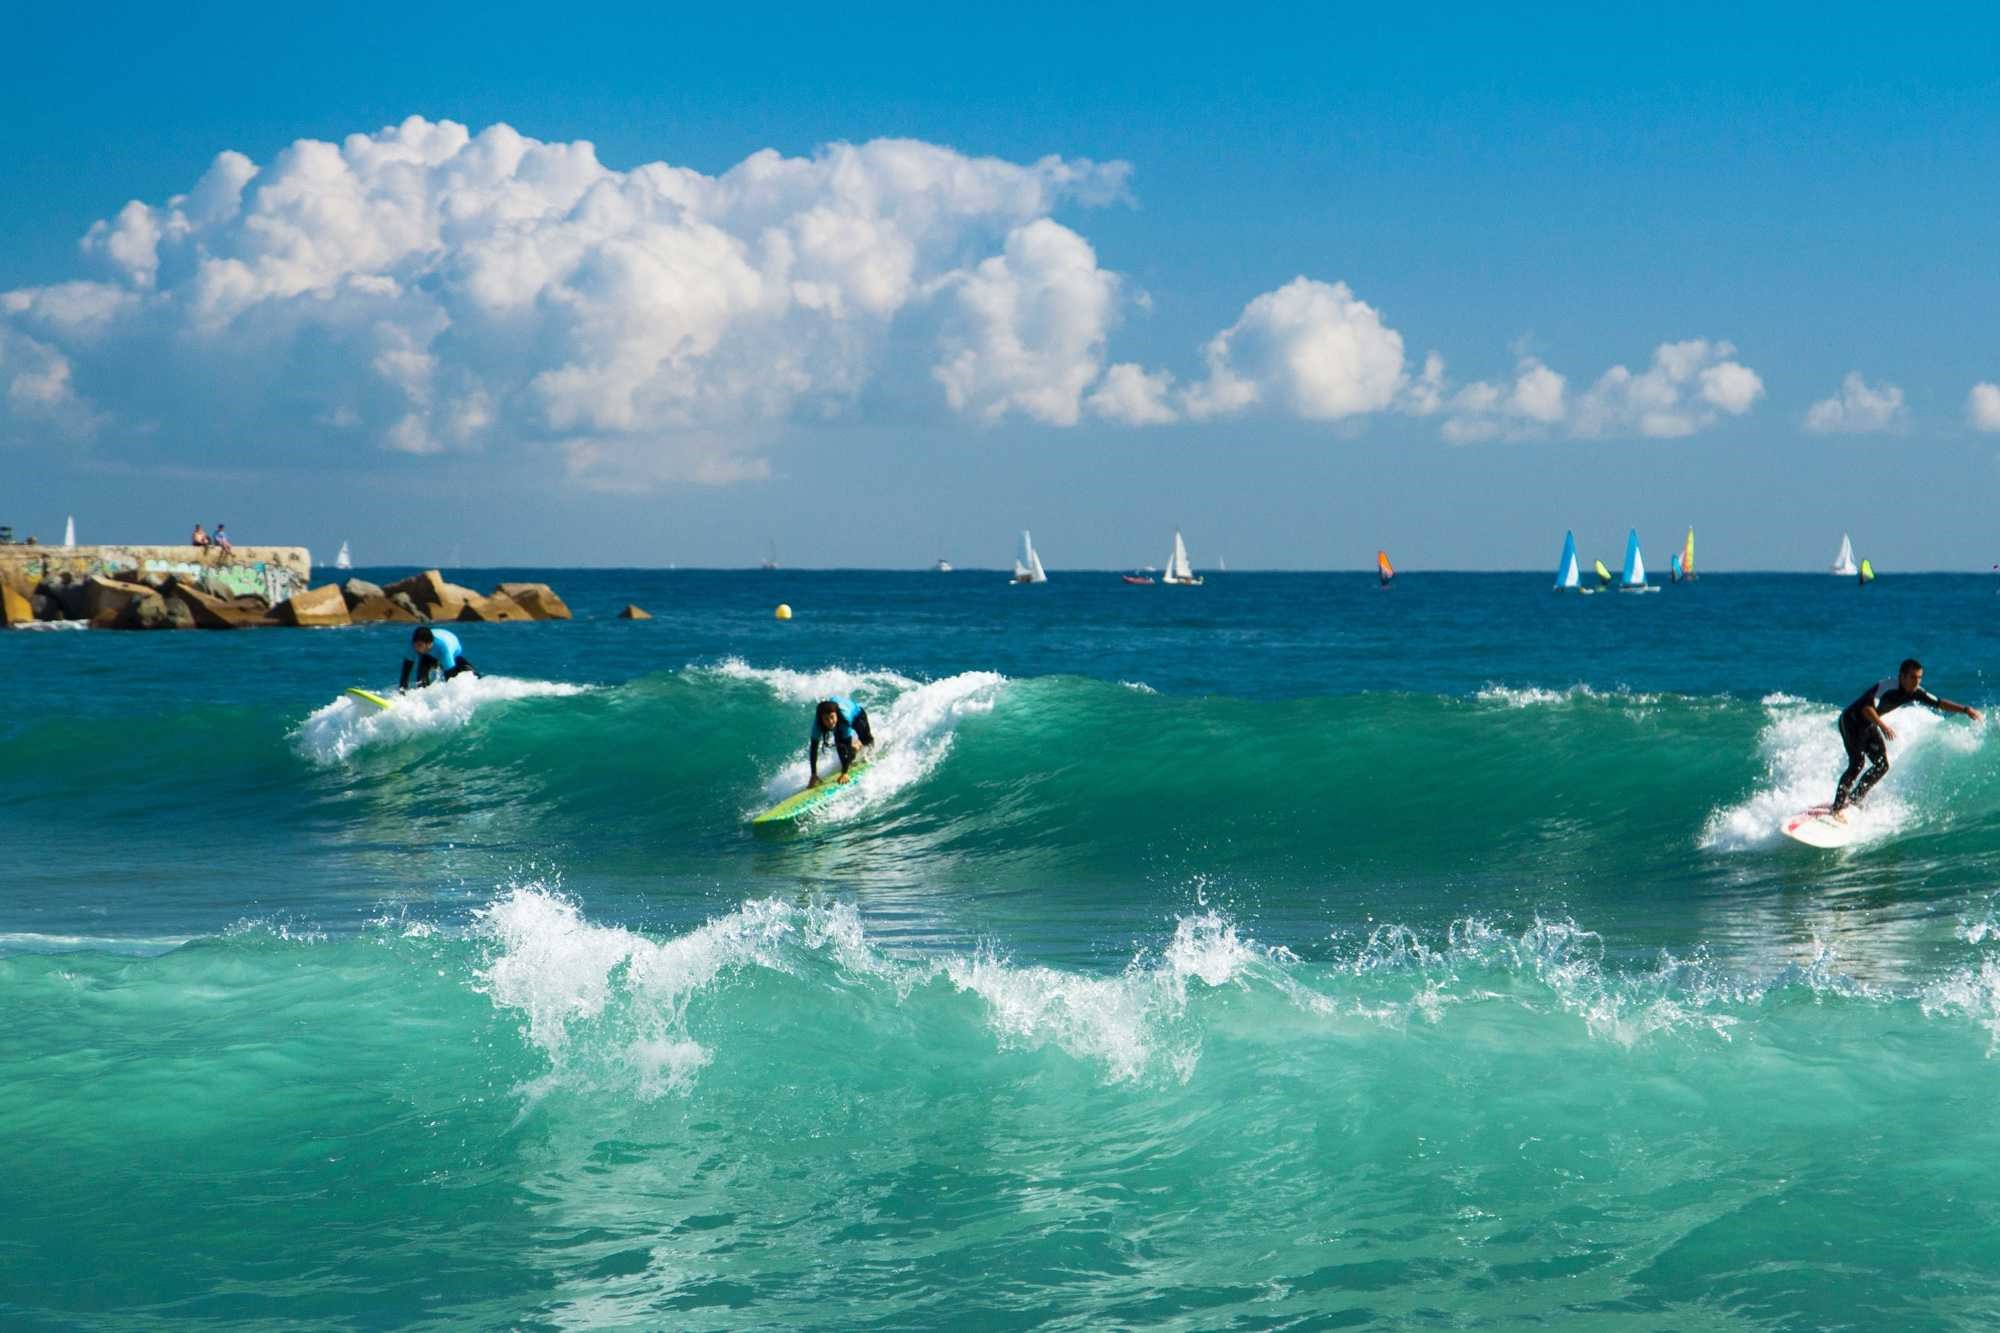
[1804,372,1905,434]
[1440,356,1568,443]
[0,117,1133,485]
[1182,278,1406,421]
[1571,339,1764,438]
[1968,382,2000,432]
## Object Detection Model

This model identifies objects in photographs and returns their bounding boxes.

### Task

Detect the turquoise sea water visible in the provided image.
[6,570,2000,1329]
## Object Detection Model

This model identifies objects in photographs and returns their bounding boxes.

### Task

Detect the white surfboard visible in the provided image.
[1780,805,1857,849]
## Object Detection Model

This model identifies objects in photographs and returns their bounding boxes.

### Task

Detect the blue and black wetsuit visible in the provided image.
[1833,677,1940,811]
[400,628,478,690]
[809,695,874,779]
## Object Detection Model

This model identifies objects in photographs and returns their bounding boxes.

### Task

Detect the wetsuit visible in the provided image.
[809,694,874,778]
[1833,677,1941,811]
[401,628,477,690]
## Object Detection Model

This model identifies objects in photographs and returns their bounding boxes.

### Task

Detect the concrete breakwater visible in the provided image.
[0,547,569,629]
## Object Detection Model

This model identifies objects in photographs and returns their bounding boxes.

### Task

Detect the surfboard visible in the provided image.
[750,763,870,826]
[344,687,394,711]
[1780,805,1857,849]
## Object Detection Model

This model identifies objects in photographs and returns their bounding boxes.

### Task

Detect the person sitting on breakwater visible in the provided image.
[807,695,873,787]
[1831,658,1982,821]
[400,627,478,692]
[213,524,231,553]
[191,524,211,547]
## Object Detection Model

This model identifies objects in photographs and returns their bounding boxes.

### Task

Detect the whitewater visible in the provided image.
[5,569,2000,1329]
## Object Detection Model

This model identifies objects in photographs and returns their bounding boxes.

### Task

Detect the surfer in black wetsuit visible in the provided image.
[1831,659,1981,819]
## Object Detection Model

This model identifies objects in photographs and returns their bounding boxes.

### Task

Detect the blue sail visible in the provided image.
[1670,551,1684,582]
[1555,530,1580,589]
[1620,528,1645,587]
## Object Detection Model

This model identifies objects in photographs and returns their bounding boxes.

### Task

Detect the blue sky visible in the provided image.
[5,3,2000,569]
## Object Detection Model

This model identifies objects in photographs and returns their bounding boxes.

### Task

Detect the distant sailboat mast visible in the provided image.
[1162,530,1203,585]
[1012,530,1047,584]
[761,540,778,571]
[63,515,75,548]
[1831,533,1857,576]
[335,540,352,571]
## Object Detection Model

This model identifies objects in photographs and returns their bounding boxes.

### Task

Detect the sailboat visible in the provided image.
[1858,558,1876,586]
[761,540,777,571]
[1012,530,1048,584]
[63,516,74,548]
[1162,530,1203,585]
[1617,528,1660,593]
[1377,550,1395,587]
[1594,559,1614,590]
[1831,534,1858,576]
[1680,527,1697,582]
[1554,530,1583,592]
[335,540,352,571]
[1217,556,1227,573]
[1670,551,1684,583]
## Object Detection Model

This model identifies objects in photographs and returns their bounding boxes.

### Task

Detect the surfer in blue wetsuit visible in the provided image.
[1831,659,1981,819]
[399,626,478,692]
[808,695,874,786]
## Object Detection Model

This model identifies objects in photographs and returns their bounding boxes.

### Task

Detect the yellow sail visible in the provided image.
[1683,527,1696,577]
[1594,559,1612,584]
[1858,558,1875,585]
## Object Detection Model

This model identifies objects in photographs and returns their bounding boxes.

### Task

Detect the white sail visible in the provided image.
[335,541,352,570]
[1162,530,1203,585]
[63,516,74,548]
[1831,533,1857,576]
[1013,530,1047,583]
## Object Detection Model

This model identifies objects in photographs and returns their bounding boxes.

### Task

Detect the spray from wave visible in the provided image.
[293,676,593,763]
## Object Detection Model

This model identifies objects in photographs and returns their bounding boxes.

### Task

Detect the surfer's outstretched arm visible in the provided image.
[1935,697,1983,723]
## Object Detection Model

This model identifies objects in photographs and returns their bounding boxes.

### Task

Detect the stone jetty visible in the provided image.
[0,546,570,630]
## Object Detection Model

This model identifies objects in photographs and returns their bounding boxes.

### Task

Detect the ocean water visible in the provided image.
[6,569,2000,1329]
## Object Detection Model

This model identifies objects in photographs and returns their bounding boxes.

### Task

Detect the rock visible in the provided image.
[48,576,91,619]
[494,582,571,620]
[455,591,532,622]
[348,595,422,623]
[617,604,652,620]
[83,575,157,621]
[340,577,385,609]
[30,591,59,620]
[158,597,196,630]
[273,584,352,628]
[163,577,267,629]
[388,592,426,620]
[1,580,33,626]
[107,589,172,630]
[382,569,480,620]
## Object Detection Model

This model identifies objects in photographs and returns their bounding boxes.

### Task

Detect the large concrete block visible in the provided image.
[494,582,572,620]
[383,569,479,620]
[163,577,268,629]
[274,584,352,628]
[1,580,34,626]
[82,575,156,620]
[456,591,532,622]
[348,595,422,623]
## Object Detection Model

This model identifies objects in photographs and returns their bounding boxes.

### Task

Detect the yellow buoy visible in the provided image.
[774,603,792,620]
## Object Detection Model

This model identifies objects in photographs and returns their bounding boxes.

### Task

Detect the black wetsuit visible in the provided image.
[809,697,874,777]
[1833,678,1940,811]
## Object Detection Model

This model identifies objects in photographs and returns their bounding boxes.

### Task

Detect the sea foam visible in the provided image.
[293,675,591,764]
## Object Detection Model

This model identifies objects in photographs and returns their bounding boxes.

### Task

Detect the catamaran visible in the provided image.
[1831,533,1858,576]
[1377,550,1395,587]
[1012,530,1048,584]
[1162,530,1203,585]
[1617,528,1660,593]
[335,541,352,571]
[1554,530,1583,592]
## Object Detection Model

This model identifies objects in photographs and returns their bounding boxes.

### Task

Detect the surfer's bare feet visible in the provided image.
[1829,808,1848,825]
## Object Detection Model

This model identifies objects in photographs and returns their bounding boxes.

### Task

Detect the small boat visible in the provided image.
[1858,558,1875,586]
[1669,551,1683,582]
[761,540,778,571]
[1377,550,1395,587]
[1681,527,1697,582]
[1162,530,1203,585]
[1012,530,1048,584]
[935,558,953,573]
[335,540,352,571]
[1121,573,1155,585]
[1217,556,1228,573]
[1554,531,1582,592]
[1617,528,1659,593]
[1831,533,1857,577]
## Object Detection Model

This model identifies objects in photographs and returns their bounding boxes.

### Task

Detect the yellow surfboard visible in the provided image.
[344,687,395,711]
[750,763,870,826]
